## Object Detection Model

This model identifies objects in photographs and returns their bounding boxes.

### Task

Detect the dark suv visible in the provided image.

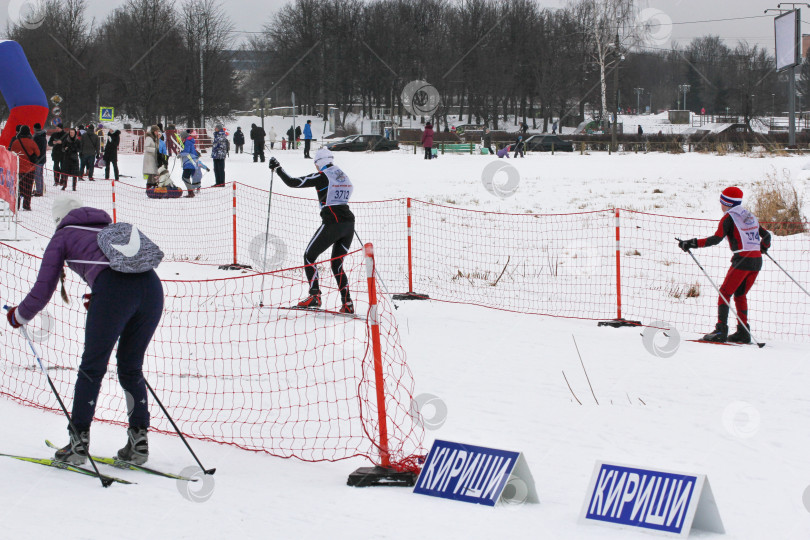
[523,134,573,152]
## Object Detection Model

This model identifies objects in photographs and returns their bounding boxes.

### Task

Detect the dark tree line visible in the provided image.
[2,0,238,127]
[248,0,785,132]
[1,0,788,132]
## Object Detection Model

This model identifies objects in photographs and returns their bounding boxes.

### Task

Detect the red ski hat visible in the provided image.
[720,186,743,207]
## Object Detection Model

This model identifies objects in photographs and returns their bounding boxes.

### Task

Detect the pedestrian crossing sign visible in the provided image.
[99,107,114,122]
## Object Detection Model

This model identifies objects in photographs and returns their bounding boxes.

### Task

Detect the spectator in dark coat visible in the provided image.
[637,125,644,135]
[286,126,295,150]
[61,127,82,191]
[33,123,47,196]
[9,125,40,210]
[421,122,435,160]
[482,128,493,155]
[294,125,302,148]
[249,123,266,162]
[103,129,121,180]
[233,127,245,154]
[79,125,100,181]
[49,125,67,187]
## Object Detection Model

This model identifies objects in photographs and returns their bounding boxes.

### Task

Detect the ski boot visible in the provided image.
[54,429,89,466]
[117,427,149,465]
[727,325,751,344]
[339,300,354,314]
[702,322,728,343]
[297,294,321,308]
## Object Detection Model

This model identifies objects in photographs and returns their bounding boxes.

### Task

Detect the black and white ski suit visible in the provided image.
[277,164,355,303]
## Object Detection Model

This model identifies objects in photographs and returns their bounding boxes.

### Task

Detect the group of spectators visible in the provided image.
[7,123,120,210]
[245,120,315,162]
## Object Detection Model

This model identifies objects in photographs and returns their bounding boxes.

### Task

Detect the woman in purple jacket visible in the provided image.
[421,122,434,160]
[5,196,163,466]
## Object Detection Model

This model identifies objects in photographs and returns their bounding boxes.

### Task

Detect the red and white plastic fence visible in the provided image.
[10,169,810,342]
[0,241,422,470]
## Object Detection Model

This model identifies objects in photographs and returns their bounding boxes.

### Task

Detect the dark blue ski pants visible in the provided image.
[71,269,164,432]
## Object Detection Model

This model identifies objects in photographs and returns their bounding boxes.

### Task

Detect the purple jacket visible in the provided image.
[421,127,434,148]
[17,208,112,323]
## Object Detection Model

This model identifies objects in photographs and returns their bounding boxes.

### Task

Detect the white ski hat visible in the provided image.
[314,147,334,169]
[52,195,83,225]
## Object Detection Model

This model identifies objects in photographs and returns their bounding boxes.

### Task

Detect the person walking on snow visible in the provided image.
[268,148,355,313]
[233,127,245,154]
[79,124,100,181]
[303,119,313,158]
[267,127,277,150]
[677,187,772,343]
[9,125,40,210]
[180,130,200,197]
[211,124,229,186]
[5,196,164,466]
[421,122,434,160]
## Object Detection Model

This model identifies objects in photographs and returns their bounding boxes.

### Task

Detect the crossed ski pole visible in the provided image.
[3,305,215,478]
[765,252,810,298]
[3,305,113,487]
[674,241,766,348]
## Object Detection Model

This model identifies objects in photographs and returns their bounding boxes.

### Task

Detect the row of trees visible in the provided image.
[0,0,794,132]
[2,0,237,127]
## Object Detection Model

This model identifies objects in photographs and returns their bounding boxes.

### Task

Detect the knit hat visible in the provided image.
[215,124,223,130]
[720,187,743,208]
[313,147,334,169]
[52,195,83,225]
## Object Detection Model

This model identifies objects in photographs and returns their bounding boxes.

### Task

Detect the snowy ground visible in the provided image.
[1,145,810,539]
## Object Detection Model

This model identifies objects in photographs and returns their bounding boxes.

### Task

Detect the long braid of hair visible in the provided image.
[59,268,70,304]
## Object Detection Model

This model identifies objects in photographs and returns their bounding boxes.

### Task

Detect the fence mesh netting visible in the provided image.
[1,167,809,465]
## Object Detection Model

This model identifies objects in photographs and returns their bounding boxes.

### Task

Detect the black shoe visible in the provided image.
[117,427,149,465]
[702,323,728,343]
[54,429,89,466]
[727,326,751,344]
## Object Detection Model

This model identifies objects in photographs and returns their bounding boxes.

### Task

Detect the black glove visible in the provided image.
[268,157,280,170]
[761,244,769,254]
[83,293,92,310]
[6,306,22,329]
[678,238,698,252]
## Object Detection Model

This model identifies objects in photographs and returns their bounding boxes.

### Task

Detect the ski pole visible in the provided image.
[674,241,765,348]
[142,379,215,476]
[258,168,275,307]
[765,252,810,298]
[2,305,113,487]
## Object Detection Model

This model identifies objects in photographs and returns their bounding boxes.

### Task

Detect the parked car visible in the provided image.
[523,134,574,152]
[325,134,399,152]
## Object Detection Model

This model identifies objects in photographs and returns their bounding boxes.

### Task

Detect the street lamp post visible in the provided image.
[678,84,691,111]
[634,87,644,114]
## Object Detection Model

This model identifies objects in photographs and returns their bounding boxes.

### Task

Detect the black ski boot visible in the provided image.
[339,299,354,314]
[54,429,89,466]
[702,322,728,343]
[727,326,751,344]
[117,427,149,465]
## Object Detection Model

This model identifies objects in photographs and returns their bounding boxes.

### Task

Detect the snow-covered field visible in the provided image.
[1,144,809,539]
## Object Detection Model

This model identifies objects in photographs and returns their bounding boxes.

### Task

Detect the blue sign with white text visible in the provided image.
[413,440,518,506]
[584,463,697,534]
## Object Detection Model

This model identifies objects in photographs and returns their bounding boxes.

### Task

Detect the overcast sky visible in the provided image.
[0,0,794,51]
